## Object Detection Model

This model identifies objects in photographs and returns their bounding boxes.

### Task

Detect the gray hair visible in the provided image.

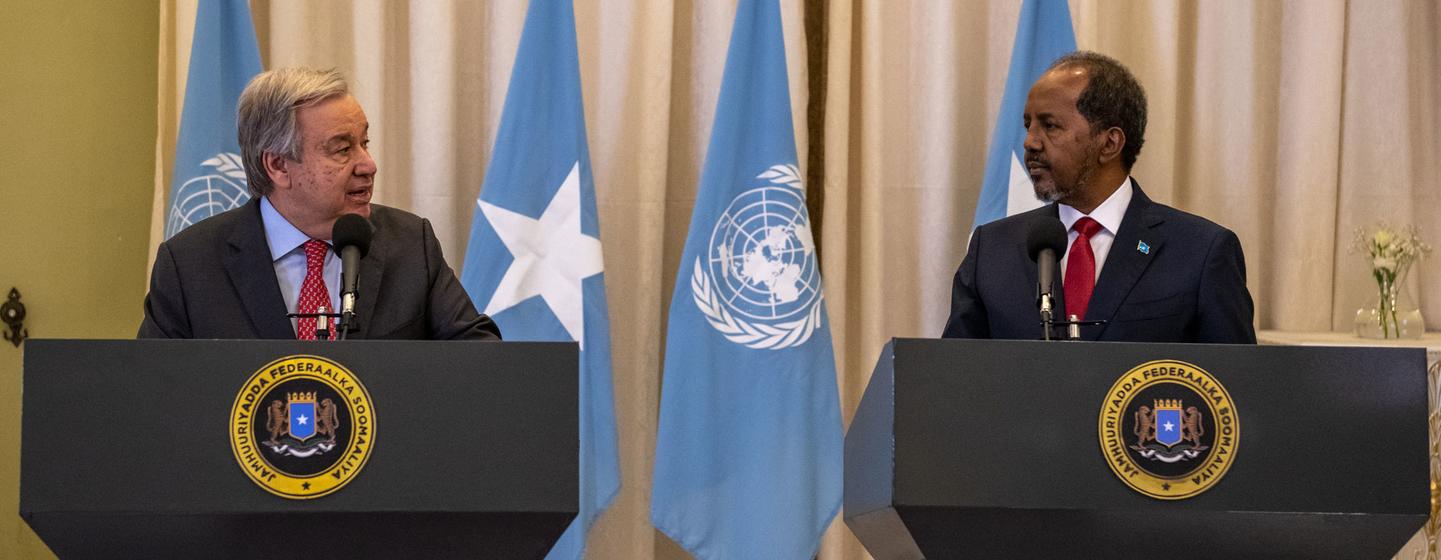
[1048,51,1148,170]
[236,67,349,196]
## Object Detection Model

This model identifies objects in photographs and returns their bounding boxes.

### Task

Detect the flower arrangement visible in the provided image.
[1352,223,1431,338]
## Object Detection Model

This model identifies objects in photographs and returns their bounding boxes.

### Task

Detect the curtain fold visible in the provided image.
[150,1,1440,558]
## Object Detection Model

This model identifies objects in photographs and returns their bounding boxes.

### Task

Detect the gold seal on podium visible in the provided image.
[229,355,376,499]
[1098,359,1238,500]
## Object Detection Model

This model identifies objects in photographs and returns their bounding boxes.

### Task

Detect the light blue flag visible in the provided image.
[458,1,620,558]
[972,0,1076,229]
[650,0,842,558]
[165,0,262,239]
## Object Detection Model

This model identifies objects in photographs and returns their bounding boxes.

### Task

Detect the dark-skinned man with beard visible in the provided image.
[942,51,1255,344]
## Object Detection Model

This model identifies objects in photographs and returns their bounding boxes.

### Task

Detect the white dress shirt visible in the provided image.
[1058,177,1133,283]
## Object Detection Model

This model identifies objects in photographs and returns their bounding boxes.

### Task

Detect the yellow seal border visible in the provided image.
[229,355,376,499]
[1097,359,1239,500]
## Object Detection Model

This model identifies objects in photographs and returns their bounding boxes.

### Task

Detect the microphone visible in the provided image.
[1025,216,1068,340]
[331,213,374,338]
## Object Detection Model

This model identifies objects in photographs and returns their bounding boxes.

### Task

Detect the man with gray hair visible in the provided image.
[140,67,500,340]
[942,51,1254,343]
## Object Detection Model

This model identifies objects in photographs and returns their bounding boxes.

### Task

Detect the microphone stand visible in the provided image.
[1038,293,1056,341]
[287,306,345,341]
[1040,315,1109,341]
[338,292,356,341]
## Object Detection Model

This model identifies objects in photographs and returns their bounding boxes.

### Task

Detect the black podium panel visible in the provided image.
[21,339,578,559]
[844,338,1429,559]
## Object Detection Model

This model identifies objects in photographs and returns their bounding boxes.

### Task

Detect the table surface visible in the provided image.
[1257,330,1441,365]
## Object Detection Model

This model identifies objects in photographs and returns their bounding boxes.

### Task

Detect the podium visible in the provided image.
[845,338,1429,559]
[20,339,578,559]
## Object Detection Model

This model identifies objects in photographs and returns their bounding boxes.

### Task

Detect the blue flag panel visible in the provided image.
[165,0,262,238]
[650,1,843,558]
[972,0,1076,229]
[458,1,620,558]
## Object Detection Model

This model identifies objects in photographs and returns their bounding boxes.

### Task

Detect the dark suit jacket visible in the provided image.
[942,183,1255,343]
[139,200,500,340]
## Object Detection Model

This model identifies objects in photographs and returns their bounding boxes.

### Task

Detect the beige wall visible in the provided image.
[0,1,158,557]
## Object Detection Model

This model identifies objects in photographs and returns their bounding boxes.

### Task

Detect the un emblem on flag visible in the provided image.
[165,152,252,238]
[229,355,375,499]
[691,164,824,350]
[1098,360,1239,500]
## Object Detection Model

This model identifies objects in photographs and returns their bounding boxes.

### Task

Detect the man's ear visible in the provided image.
[1097,127,1126,165]
[262,152,291,190]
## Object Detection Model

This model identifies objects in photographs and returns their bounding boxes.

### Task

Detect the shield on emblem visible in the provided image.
[1154,401,1183,447]
[289,397,317,441]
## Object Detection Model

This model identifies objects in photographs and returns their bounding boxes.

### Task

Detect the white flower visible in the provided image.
[1373,256,1397,272]
[1374,229,1395,248]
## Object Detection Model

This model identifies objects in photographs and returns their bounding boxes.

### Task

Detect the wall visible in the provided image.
[0,1,158,557]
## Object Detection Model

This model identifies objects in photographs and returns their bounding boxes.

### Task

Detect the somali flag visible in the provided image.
[650,0,843,558]
[971,0,1076,229]
[165,0,262,239]
[458,1,619,558]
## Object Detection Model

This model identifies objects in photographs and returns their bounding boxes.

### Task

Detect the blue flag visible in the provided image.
[650,1,842,558]
[972,0,1076,229]
[165,0,262,239]
[458,1,620,558]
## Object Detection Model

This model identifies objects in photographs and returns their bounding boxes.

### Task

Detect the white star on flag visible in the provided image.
[297,415,308,425]
[479,162,603,349]
[1163,421,1174,432]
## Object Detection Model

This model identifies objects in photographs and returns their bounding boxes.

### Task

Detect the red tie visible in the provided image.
[1064,217,1103,321]
[296,240,335,340]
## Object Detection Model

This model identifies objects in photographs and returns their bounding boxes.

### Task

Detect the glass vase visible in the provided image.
[1354,269,1426,339]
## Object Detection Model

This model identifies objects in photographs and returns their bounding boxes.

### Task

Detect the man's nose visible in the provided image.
[1022,123,1041,153]
[354,145,377,176]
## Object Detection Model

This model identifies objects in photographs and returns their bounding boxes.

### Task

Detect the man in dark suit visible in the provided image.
[140,67,499,340]
[943,52,1254,343]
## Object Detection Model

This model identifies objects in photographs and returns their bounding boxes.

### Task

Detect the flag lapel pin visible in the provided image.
[1137,241,1151,255]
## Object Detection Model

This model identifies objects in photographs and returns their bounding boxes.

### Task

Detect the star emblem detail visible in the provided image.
[478,162,603,349]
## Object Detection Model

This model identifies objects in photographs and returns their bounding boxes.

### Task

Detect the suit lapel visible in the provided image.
[347,216,386,339]
[1083,183,1164,341]
[223,200,296,339]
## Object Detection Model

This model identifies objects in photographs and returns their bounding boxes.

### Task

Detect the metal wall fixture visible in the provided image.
[3,288,27,347]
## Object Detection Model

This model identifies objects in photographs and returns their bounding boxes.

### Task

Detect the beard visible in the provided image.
[1032,174,1072,204]
[1030,143,1100,205]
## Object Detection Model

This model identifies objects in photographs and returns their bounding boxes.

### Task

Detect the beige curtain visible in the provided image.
[152,1,1439,558]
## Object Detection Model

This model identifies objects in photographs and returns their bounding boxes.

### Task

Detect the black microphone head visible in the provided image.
[332,213,374,258]
[1025,216,1068,262]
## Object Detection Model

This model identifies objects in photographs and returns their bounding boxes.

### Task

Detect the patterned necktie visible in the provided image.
[296,239,334,340]
[1064,217,1103,321]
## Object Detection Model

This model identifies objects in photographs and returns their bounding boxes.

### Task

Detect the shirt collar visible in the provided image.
[1058,177,1133,235]
[260,196,321,262]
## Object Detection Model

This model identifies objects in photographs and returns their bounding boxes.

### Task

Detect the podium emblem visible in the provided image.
[230,355,376,499]
[1098,360,1239,500]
